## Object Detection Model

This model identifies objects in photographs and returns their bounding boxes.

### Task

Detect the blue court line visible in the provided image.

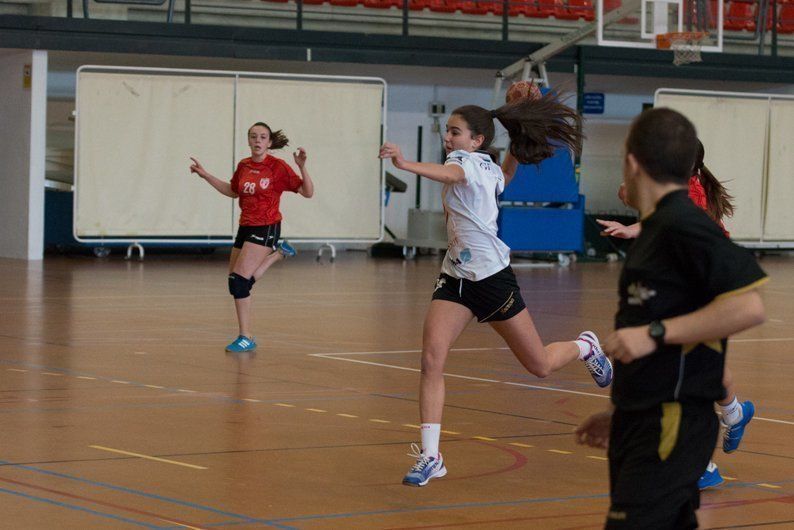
[0,485,162,529]
[160,492,611,529]
[0,460,296,530]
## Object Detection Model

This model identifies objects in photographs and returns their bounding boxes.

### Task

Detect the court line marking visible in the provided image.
[6,368,27,373]
[310,350,794,426]
[548,449,572,455]
[337,413,358,418]
[0,459,293,529]
[587,455,608,461]
[89,445,208,470]
[509,443,534,448]
[306,408,326,413]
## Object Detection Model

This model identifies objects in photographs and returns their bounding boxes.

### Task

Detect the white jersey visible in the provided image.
[440,150,511,281]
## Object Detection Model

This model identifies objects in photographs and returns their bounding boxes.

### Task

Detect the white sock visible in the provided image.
[721,397,743,426]
[706,461,718,473]
[574,339,592,361]
[421,423,441,458]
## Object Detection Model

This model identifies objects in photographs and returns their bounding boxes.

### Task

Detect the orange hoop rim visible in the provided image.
[655,31,709,50]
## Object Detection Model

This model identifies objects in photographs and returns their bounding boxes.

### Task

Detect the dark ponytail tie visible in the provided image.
[489,109,498,119]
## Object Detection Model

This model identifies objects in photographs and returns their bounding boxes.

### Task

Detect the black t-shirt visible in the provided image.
[612,189,767,411]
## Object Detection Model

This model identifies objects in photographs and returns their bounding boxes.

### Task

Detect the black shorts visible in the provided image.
[233,224,281,249]
[605,402,718,530]
[431,266,526,323]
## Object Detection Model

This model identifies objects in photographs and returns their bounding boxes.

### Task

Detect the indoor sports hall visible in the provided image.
[1,1,793,528]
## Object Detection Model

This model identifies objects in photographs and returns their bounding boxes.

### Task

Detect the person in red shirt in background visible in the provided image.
[190,122,314,352]
[597,140,752,490]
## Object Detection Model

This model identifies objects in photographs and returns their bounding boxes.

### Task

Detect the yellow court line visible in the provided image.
[369,419,390,423]
[306,408,327,413]
[242,398,262,403]
[473,436,497,442]
[337,413,358,418]
[403,424,422,429]
[77,376,97,380]
[723,476,737,481]
[111,380,130,384]
[509,443,534,448]
[548,449,573,455]
[177,389,196,393]
[7,368,27,373]
[144,384,164,389]
[274,403,295,408]
[42,372,63,377]
[587,455,607,461]
[441,430,461,435]
[758,483,781,489]
[89,445,207,470]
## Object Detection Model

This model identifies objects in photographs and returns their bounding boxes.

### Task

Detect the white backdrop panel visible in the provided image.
[655,93,768,240]
[764,100,794,241]
[76,72,235,237]
[235,77,384,240]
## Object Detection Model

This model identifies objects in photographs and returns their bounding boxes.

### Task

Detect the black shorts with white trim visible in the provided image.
[431,266,526,323]
[233,223,281,250]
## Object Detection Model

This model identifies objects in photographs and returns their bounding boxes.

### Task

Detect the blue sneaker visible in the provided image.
[698,462,724,490]
[723,400,754,453]
[579,331,613,388]
[225,335,256,353]
[278,241,296,258]
[402,444,447,487]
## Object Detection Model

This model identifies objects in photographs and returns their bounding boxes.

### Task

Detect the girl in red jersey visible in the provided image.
[597,140,752,490]
[190,122,314,352]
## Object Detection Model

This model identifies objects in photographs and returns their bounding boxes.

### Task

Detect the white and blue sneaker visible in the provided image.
[225,335,257,353]
[698,461,724,490]
[402,444,447,487]
[723,400,754,453]
[579,331,613,388]
[278,241,297,258]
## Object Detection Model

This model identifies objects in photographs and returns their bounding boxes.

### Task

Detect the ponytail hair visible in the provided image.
[249,122,289,150]
[494,92,583,164]
[694,140,735,221]
[451,93,583,166]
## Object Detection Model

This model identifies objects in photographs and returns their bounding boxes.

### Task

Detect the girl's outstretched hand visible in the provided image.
[293,147,307,168]
[597,219,640,239]
[189,157,208,179]
[379,142,407,170]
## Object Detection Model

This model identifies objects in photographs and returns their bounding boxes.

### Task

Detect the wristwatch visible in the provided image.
[648,320,666,348]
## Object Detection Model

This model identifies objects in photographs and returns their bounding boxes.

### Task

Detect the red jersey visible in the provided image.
[688,175,729,237]
[231,156,303,226]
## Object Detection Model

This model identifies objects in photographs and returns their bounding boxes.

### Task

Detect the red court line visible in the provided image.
[0,475,209,530]
[701,494,794,510]
[383,510,605,529]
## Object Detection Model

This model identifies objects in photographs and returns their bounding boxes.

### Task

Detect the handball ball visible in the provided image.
[506,81,542,104]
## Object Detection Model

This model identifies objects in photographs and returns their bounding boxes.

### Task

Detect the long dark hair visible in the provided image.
[249,122,289,150]
[452,93,583,165]
[625,108,698,185]
[694,140,735,222]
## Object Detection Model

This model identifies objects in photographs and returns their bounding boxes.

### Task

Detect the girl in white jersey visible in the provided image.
[379,95,614,487]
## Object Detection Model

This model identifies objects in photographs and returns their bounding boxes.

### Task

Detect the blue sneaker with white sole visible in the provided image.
[403,444,447,487]
[225,335,256,353]
[278,241,296,258]
[723,400,754,453]
[698,461,724,490]
[578,331,613,388]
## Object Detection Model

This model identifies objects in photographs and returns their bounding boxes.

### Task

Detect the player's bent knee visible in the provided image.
[228,272,252,299]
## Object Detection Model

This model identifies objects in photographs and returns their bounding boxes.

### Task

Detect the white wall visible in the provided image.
[0,49,47,260]
[42,51,794,241]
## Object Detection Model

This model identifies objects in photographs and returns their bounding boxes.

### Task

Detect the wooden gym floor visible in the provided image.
[0,251,792,529]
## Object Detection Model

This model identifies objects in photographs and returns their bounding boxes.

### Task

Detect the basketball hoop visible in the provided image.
[656,32,709,66]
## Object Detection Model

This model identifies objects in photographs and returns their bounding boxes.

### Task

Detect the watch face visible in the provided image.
[650,321,665,339]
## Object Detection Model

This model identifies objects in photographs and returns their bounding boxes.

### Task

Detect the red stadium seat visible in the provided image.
[363,0,402,7]
[429,0,461,12]
[724,0,757,31]
[329,0,359,6]
[779,4,794,32]
[525,0,564,17]
[462,0,496,14]
[409,0,431,9]
[558,0,594,20]
[507,0,539,16]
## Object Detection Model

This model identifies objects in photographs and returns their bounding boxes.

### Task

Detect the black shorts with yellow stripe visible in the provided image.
[431,266,526,323]
[605,401,718,530]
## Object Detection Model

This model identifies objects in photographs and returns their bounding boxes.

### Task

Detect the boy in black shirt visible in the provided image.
[575,108,767,529]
